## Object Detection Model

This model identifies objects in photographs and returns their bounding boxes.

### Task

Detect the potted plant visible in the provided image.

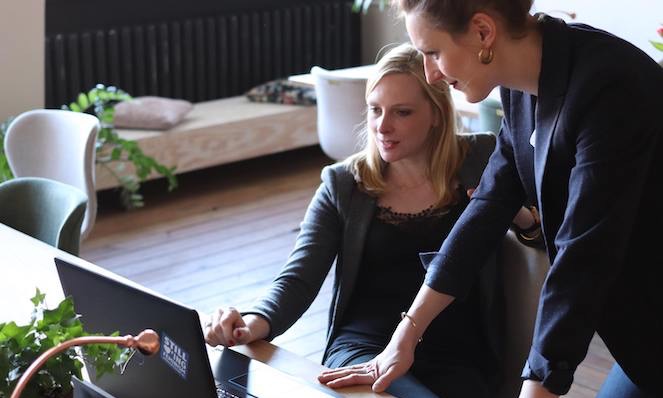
[0,85,178,209]
[0,290,129,398]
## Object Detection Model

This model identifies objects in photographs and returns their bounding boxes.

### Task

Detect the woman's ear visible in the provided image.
[469,12,497,48]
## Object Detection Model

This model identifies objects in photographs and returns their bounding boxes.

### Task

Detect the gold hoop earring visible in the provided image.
[478,48,494,65]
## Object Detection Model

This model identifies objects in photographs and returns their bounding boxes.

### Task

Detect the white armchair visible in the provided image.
[311,66,367,161]
[4,109,100,240]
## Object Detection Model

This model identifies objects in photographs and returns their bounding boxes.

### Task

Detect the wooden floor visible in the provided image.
[80,146,613,397]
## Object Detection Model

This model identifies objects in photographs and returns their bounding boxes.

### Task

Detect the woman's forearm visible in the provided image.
[244,314,271,341]
[398,284,455,347]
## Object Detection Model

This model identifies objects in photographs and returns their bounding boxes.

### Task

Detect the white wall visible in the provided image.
[533,0,663,63]
[0,1,45,122]
[360,5,408,65]
[361,1,663,64]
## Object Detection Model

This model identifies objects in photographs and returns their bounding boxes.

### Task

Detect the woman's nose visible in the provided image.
[377,114,392,134]
[424,60,444,84]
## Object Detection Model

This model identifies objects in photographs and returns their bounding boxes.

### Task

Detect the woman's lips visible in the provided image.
[380,140,398,150]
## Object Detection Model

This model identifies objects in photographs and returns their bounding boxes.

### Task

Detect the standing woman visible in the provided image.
[319,1,663,397]
[206,43,501,397]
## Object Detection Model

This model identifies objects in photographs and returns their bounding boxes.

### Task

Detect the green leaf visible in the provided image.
[30,288,46,307]
[87,88,99,103]
[77,93,90,110]
[111,147,122,161]
[351,0,363,13]
[69,102,81,113]
[101,109,114,124]
[39,297,77,330]
[651,41,663,51]
[0,322,28,340]
[0,117,14,182]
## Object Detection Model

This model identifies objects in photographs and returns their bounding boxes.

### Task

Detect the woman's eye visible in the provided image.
[396,109,412,117]
[368,106,381,115]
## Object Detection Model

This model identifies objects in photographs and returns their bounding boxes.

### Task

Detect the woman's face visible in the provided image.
[367,73,437,165]
[405,12,493,103]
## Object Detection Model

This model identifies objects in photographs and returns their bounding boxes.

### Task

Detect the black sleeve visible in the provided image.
[422,116,525,299]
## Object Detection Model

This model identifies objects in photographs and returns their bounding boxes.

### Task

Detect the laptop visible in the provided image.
[54,258,342,398]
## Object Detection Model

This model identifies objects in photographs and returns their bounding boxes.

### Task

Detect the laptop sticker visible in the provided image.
[160,333,190,379]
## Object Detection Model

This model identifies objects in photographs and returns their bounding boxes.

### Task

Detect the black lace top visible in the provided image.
[375,204,449,228]
[328,190,492,369]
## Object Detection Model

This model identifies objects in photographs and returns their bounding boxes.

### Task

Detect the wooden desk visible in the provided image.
[290,65,502,120]
[0,224,390,397]
[232,342,392,397]
[0,223,78,324]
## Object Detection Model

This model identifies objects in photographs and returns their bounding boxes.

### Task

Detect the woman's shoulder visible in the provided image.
[321,162,355,187]
[319,161,375,218]
[319,162,359,202]
[542,15,663,98]
[457,132,496,188]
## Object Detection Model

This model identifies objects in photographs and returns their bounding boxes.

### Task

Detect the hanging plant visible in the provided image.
[352,0,389,14]
[63,84,178,209]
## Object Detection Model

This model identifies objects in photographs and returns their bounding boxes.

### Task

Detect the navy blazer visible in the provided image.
[424,15,663,395]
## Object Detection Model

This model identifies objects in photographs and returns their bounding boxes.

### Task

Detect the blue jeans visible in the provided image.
[596,363,655,398]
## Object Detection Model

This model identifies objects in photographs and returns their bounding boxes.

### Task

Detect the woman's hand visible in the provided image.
[204,307,269,347]
[512,206,538,230]
[317,320,418,392]
[519,380,559,398]
[318,286,452,391]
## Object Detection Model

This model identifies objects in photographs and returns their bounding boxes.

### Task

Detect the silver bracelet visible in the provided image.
[400,312,423,343]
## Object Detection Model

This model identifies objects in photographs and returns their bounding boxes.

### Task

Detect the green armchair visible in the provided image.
[0,177,87,255]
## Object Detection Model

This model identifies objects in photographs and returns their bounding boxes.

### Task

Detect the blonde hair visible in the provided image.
[346,43,467,209]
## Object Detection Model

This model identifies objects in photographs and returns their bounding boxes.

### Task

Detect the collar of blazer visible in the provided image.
[536,13,571,98]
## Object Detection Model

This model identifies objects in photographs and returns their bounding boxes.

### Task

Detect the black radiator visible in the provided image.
[45,0,360,108]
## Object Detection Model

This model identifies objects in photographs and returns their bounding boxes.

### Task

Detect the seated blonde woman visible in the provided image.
[205,43,503,397]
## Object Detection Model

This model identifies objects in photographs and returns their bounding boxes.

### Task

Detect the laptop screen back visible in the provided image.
[55,258,218,398]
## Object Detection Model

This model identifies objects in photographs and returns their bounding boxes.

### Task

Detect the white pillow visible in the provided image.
[114,96,193,130]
